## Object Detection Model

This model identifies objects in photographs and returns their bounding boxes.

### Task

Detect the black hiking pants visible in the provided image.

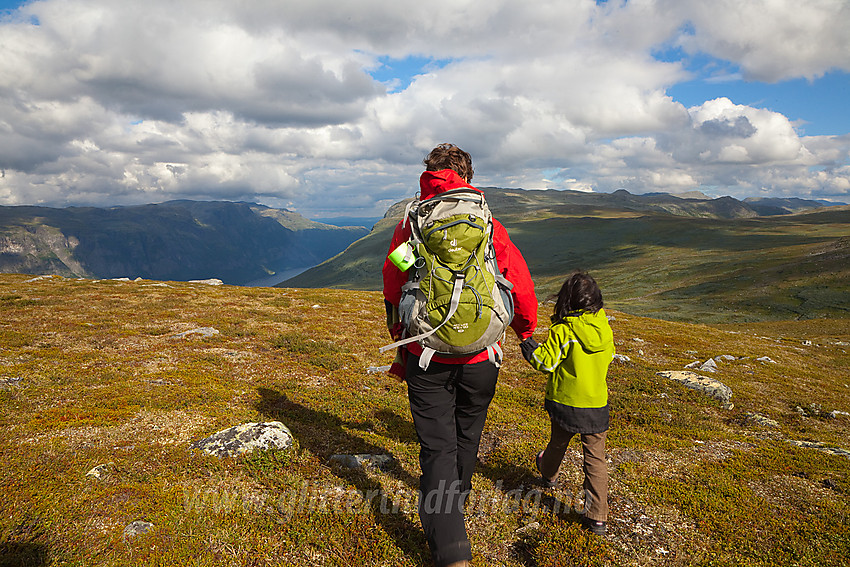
[406,354,499,567]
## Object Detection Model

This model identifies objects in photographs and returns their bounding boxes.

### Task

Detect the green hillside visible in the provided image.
[1,274,848,565]
[282,190,850,324]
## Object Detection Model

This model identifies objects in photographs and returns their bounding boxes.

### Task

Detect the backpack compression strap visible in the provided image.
[378,272,465,354]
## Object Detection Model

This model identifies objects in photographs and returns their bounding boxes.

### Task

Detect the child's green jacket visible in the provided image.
[529,309,614,432]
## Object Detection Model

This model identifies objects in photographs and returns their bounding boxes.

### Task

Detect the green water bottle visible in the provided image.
[388,242,416,271]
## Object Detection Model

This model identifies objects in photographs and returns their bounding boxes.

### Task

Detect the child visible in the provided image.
[520,271,614,535]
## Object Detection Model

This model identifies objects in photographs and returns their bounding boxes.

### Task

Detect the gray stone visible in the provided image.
[86,463,111,480]
[188,278,223,285]
[716,354,736,361]
[657,370,733,409]
[698,359,718,373]
[172,327,219,339]
[366,365,391,374]
[756,356,777,364]
[329,454,393,471]
[684,361,701,369]
[515,521,541,534]
[829,410,849,419]
[612,354,631,363]
[744,412,779,428]
[0,376,23,387]
[123,520,154,539]
[191,421,294,458]
[787,440,850,460]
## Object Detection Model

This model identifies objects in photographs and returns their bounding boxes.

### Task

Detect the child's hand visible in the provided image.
[520,337,539,362]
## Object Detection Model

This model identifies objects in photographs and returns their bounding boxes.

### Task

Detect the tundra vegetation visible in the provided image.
[1,273,848,566]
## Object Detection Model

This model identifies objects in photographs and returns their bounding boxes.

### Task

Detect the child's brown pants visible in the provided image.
[539,421,608,522]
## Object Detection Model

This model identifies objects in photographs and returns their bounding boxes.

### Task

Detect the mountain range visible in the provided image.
[0,200,368,285]
[281,189,850,323]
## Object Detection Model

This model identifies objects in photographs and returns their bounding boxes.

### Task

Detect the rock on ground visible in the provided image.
[123,521,154,539]
[657,370,734,410]
[172,327,219,339]
[0,376,23,387]
[329,454,394,471]
[191,421,294,458]
[787,440,850,460]
[744,412,780,428]
[86,463,111,480]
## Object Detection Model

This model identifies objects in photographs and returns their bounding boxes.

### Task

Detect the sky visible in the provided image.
[1,0,849,219]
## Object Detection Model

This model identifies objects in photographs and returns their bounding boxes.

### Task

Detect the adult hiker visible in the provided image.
[382,143,538,567]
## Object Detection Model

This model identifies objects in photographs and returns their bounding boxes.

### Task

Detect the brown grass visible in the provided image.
[0,274,848,566]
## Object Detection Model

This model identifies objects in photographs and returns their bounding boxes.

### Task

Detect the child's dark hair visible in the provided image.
[552,271,603,323]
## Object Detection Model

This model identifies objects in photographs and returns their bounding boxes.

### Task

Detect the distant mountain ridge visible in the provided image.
[0,200,368,285]
[476,188,833,219]
[743,196,848,216]
[281,188,850,323]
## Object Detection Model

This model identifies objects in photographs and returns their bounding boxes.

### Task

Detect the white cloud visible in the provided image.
[0,0,848,214]
[671,0,850,82]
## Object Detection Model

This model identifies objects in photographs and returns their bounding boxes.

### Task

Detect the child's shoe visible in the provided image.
[581,515,607,535]
[535,450,557,488]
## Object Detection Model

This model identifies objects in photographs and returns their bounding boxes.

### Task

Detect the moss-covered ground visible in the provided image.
[1,274,848,566]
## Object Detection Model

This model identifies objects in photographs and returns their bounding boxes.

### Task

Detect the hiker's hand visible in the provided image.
[390,322,405,341]
[520,337,539,362]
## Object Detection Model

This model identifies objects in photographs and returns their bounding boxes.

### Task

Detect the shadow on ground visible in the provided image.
[254,387,429,565]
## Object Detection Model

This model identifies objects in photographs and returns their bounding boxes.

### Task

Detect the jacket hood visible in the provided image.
[563,309,613,353]
[419,169,479,200]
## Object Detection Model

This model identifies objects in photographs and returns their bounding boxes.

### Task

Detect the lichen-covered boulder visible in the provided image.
[191,421,294,458]
[86,463,111,480]
[329,454,393,471]
[744,412,779,428]
[123,520,154,539]
[787,440,850,460]
[172,327,219,339]
[657,370,734,410]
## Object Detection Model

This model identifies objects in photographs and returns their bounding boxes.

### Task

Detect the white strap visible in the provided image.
[402,200,417,230]
[378,273,465,353]
[487,344,503,368]
[419,347,436,370]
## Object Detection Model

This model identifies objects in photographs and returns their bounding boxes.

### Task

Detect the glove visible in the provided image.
[520,337,539,362]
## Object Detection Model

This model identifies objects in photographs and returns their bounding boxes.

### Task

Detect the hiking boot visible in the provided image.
[581,516,607,535]
[536,450,557,488]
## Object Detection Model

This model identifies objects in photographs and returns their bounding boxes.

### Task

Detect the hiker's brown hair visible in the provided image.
[423,143,474,182]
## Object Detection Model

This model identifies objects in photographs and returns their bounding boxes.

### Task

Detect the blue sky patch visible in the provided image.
[368,55,454,93]
[655,45,850,136]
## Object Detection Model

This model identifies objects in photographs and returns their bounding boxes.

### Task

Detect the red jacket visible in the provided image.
[382,169,538,365]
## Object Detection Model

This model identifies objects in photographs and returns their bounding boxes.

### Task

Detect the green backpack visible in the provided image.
[380,188,514,370]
